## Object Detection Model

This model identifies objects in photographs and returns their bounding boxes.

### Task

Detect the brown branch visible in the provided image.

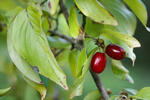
[59,0,69,24]
[48,30,82,50]
[40,0,47,6]
[90,69,109,100]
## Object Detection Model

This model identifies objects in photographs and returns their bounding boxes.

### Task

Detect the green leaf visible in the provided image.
[101,29,141,64]
[70,76,84,99]
[7,17,42,83]
[42,16,50,34]
[76,48,87,77]
[0,87,11,96]
[41,0,59,15]
[84,38,98,56]
[131,87,150,100]
[69,49,80,77]
[84,90,100,100]
[112,60,134,84]
[85,18,103,37]
[100,0,137,35]
[56,48,70,67]
[24,77,47,100]
[70,49,96,98]
[47,36,70,48]
[109,95,118,100]
[123,0,148,27]
[7,5,68,90]
[69,48,87,77]
[58,14,70,36]
[124,88,137,95]
[74,0,117,25]
[69,7,80,38]
[7,7,47,99]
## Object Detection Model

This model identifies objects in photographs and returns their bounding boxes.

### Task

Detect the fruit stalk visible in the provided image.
[90,69,109,100]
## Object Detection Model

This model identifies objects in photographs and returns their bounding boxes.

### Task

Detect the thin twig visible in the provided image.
[82,15,86,30]
[48,30,75,44]
[48,30,82,50]
[90,69,109,100]
[40,0,48,6]
[59,0,69,24]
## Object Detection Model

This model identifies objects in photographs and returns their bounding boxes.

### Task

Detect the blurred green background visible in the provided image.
[0,0,150,100]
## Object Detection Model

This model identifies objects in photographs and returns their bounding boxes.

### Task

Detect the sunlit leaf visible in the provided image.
[84,90,100,100]
[69,7,80,38]
[74,0,117,25]
[76,48,87,77]
[112,60,134,84]
[7,5,68,90]
[42,16,50,34]
[100,0,137,35]
[58,14,70,35]
[124,0,148,27]
[70,49,96,98]
[69,49,80,77]
[131,87,150,100]
[7,19,42,83]
[0,87,11,96]
[7,10,47,99]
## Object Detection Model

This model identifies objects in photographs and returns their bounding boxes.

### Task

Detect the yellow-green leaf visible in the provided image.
[74,0,117,25]
[7,5,68,90]
[124,0,148,27]
[24,77,47,100]
[100,0,137,35]
[70,76,84,99]
[112,60,134,84]
[76,48,87,77]
[0,87,11,96]
[69,7,80,38]
[131,87,150,100]
[84,90,100,100]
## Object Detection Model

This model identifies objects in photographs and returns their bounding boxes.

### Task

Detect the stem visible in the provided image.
[59,0,69,24]
[90,69,109,100]
[48,30,82,50]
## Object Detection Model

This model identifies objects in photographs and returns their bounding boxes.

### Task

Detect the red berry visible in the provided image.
[91,52,106,73]
[105,44,125,60]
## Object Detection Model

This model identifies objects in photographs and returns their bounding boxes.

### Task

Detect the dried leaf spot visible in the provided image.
[31,66,39,73]
[60,81,68,90]
[101,20,104,23]
[48,1,51,9]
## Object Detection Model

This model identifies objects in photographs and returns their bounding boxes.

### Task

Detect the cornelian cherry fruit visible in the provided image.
[91,52,106,73]
[105,44,125,60]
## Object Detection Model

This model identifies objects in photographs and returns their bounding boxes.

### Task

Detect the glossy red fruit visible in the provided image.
[105,44,125,60]
[91,52,106,73]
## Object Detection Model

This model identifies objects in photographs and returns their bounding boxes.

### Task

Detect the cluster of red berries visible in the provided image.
[91,44,125,74]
